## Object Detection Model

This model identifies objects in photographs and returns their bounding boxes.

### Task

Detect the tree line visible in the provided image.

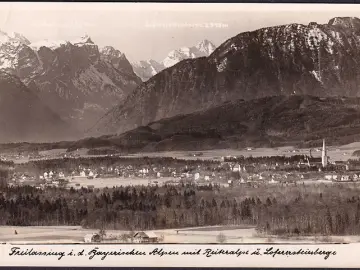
[224,155,321,164]
[1,183,360,236]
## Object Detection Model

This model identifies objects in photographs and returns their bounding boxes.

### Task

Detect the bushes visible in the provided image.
[216,233,227,243]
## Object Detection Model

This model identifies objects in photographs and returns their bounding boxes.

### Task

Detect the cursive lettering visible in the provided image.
[9,247,66,260]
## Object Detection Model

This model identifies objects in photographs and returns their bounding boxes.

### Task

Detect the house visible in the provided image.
[148,181,159,187]
[133,231,158,243]
[352,173,360,182]
[269,178,279,184]
[164,180,180,187]
[325,174,337,181]
[197,181,210,187]
[88,171,95,179]
[232,164,241,172]
[84,233,101,243]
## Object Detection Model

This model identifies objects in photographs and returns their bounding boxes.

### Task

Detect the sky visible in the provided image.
[1,3,360,62]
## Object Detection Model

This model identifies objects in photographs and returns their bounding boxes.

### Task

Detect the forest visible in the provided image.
[1,183,360,236]
[16,156,219,171]
[223,155,321,164]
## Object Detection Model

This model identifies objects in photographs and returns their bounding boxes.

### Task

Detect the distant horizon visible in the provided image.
[2,3,360,62]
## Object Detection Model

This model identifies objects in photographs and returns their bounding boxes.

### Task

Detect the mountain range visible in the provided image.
[0,31,141,137]
[92,17,360,138]
[67,95,360,152]
[131,39,216,81]
[3,16,360,148]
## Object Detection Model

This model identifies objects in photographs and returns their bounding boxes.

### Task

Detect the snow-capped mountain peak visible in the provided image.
[0,29,141,137]
[30,34,95,51]
[72,34,94,46]
[162,40,216,67]
[196,39,216,55]
[132,59,164,77]
[132,39,217,81]
[0,30,32,70]
[100,46,125,59]
[0,30,30,45]
[30,39,69,50]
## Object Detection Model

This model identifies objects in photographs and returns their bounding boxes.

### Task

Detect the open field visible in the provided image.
[7,141,360,164]
[1,225,360,244]
[0,226,96,243]
[0,226,127,244]
[67,176,175,189]
[121,145,356,162]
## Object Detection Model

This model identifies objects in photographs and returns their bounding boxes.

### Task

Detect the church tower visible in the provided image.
[322,139,327,167]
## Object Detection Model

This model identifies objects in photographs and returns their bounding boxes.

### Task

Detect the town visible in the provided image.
[3,140,360,191]
[2,139,360,244]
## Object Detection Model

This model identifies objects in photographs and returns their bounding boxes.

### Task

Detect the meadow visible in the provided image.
[67,176,174,189]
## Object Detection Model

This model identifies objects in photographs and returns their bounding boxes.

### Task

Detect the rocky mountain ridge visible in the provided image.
[93,17,360,136]
[0,31,141,133]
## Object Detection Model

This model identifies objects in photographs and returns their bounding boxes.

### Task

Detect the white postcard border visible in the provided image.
[0,243,359,267]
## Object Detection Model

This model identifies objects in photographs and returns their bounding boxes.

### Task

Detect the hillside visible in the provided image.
[71,95,360,152]
[0,73,75,143]
[93,17,360,136]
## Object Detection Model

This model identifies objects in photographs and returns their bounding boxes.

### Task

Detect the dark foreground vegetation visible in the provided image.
[1,183,360,236]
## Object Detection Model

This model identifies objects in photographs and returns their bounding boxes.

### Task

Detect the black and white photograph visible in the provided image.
[2,2,360,249]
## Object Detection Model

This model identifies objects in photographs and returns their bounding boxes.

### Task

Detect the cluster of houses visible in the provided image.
[72,164,218,182]
[324,172,360,182]
[7,151,360,190]
[8,173,36,187]
[84,231,159,243]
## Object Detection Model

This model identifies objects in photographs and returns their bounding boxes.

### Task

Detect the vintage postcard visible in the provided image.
[0,2,360,267]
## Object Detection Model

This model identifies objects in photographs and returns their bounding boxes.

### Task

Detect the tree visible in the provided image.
[326,207,333,235]
[266,198,272,206]
[216,233,227,243]
[0,169,9,188]
[158,234,165,243]
[119,233,129,243]
[355,203,360,225]
[99,228,106,240]
[129,229,135,243]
